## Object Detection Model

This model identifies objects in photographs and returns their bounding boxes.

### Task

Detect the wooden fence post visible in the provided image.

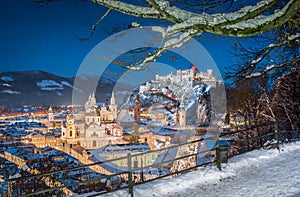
[140,157,144,182]
[127,153,134,197]
[246,131,250,151]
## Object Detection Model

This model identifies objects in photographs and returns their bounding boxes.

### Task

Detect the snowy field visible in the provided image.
[101,141,300,197]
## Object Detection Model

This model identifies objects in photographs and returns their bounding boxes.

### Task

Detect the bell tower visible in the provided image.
[66,114,76,139]
[134,92,141,122]
[109,92,118,120]
[48,106,54,122]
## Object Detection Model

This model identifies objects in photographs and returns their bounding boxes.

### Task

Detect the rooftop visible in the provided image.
[90,143,151,155]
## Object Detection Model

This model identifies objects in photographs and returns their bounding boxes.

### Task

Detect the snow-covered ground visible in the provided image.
[102,141,300,197]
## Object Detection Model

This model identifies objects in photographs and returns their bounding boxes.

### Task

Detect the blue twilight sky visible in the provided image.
[0,0,241,79]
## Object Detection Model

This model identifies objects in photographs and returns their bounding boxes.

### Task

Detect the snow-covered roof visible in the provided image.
[116,109,135,123]
[97,143,151,154]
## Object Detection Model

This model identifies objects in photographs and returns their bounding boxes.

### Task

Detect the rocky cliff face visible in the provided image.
[127,80,212,126]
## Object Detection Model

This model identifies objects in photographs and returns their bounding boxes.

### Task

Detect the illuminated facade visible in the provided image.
[61,92,123,152]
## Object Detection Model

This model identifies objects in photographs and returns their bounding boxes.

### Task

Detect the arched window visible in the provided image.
[70,130,72,137]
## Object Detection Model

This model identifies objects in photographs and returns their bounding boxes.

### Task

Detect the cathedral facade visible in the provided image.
[61,92,123,152]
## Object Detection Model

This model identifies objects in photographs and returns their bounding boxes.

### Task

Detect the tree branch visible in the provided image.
[92,0,162,18]
[166,0,281,35]
[90,0,299,76]
[146,0,182,23]
[92,0,300,37]
[245,55,300,79]
[124,28,201,70]
[73,8,111,41]
[227,31,299,81]
[224,0,300,36]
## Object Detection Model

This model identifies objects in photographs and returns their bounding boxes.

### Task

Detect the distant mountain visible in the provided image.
[0,70,120,106]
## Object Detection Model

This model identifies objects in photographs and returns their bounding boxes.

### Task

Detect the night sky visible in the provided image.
[0,1,238,79]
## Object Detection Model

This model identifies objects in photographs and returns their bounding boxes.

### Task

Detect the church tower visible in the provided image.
[178,101,186,127]
[85,91,100,125]
[134,92,141,122]
[61,114,79,153]
[48,106,54,122]
[84,91,97,114]
[66,114,77,139]
[48,106,54,131]
[109,92,118,120]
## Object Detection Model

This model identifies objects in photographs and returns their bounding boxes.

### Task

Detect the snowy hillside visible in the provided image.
[102,142,300,197]
[0,70,75,105]
[0,71,119,105]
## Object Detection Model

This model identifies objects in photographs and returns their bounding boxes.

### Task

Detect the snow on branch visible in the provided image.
[224,0,300,36]
[288,33,300,41]
[146,0,181,23]
[92,0,299,37]
[124,28,201,70]
[231,31,300,80]
[245,55,300,79]
[92,0,161,18]
[91,0,299,73]
[165,0,280,34]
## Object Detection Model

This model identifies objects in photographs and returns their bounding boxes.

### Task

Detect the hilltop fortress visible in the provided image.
[139,68,217,93]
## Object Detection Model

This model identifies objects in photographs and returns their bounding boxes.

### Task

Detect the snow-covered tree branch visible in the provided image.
[91,0,162,18]
[91,0,299,70]
[225,4,299,83]
[92,0,299,37]
[227,33,299,79]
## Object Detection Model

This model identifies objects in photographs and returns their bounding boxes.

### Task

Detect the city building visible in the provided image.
[29,133,62,149]
[46,107,63,132]
[91,143,159,168]
[61,92,124,152]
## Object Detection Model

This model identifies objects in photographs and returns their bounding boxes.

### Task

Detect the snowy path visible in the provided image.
[104,142,300,197]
